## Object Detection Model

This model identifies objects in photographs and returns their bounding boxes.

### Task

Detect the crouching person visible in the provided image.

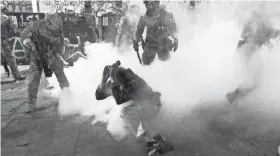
[95,60,174,156]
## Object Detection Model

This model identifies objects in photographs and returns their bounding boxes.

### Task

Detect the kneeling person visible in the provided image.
[95,61,174,156]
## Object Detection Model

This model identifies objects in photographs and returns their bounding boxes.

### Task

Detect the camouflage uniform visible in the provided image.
[227,15,280,103]
[135,6,177,65]
[238,17,280,59]
[1,14,24,80]
[20,14,70,111]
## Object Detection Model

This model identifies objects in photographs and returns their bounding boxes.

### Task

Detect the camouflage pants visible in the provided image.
[1,39,20,79]
[28,50,70,105]
[142,39,172,65]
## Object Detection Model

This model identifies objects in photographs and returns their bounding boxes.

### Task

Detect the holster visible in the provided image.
[164,38,174,51]
[44,65,53,77]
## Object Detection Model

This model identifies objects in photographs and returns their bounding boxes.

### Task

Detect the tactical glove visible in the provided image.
[24,40,36,52]
[173,38,178,52]
[133,40,139,52]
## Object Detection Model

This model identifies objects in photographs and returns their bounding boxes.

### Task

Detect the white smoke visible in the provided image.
[47,1,280,143]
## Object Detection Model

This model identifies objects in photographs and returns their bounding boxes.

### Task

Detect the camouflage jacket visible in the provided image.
[20,19,65,65]
[241,19,280,46]
[135,8,177,44]
[95,72,161,105]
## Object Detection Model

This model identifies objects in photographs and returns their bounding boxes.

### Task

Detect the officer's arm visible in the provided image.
[95,81,112,100]
[20,21,37,46]
[268,28,280,39]
[157,12,177,42]
[169,13,178,39]
[135,16,146,43]
[241,22,251,40]
[58,35,65,55]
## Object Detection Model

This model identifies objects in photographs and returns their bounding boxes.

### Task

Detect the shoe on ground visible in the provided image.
[147,140,158,156]
[47,86,54,90]
[147,134,174,156]
[26,104,36,114]
[226,91,237,104]
[15,75,26,81]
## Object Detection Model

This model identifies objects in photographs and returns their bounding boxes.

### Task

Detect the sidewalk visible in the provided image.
[1,67,146,156]
[1,67,280,156]
[1,65,29,84]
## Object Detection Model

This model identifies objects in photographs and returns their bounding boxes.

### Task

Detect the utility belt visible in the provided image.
[237,38,264,49]
[144,36,173,51]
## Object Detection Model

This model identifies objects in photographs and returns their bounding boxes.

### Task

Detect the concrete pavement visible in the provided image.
[1,67,146,156]
[1,66,280,156]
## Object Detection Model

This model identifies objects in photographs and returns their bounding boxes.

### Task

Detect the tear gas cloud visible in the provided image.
[47,1,280,141]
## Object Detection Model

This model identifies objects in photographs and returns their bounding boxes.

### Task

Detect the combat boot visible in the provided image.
[226,90,237,104]
[26,100,36,114]
[15,75,26,81]
[26,104,36,114]
[147,133,174,156]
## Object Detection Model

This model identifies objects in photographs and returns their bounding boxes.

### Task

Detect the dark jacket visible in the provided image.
[95,69,161,106]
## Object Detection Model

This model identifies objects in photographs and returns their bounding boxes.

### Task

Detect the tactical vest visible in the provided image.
[144,9,172,45]
[152,10,168,38]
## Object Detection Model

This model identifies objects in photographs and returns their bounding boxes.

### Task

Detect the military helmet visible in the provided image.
[44,14,62,31]
[1,14,9,24]
[0,4,9,13]
[143,0,160,5]
[0,4,5,10]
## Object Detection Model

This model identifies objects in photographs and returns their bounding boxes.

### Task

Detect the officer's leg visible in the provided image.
[1,40,24,80]
[27,51,42,113]
[237,39,246,49]
[157,46,170,62]
[3,61,10,77]
[227,42,258,103]
[1,52,10,77]
[142,44,156,65]
[51,56,70,89]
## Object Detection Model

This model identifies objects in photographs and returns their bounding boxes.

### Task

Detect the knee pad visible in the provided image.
[143,59,153,65]
[158,54,170,61]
